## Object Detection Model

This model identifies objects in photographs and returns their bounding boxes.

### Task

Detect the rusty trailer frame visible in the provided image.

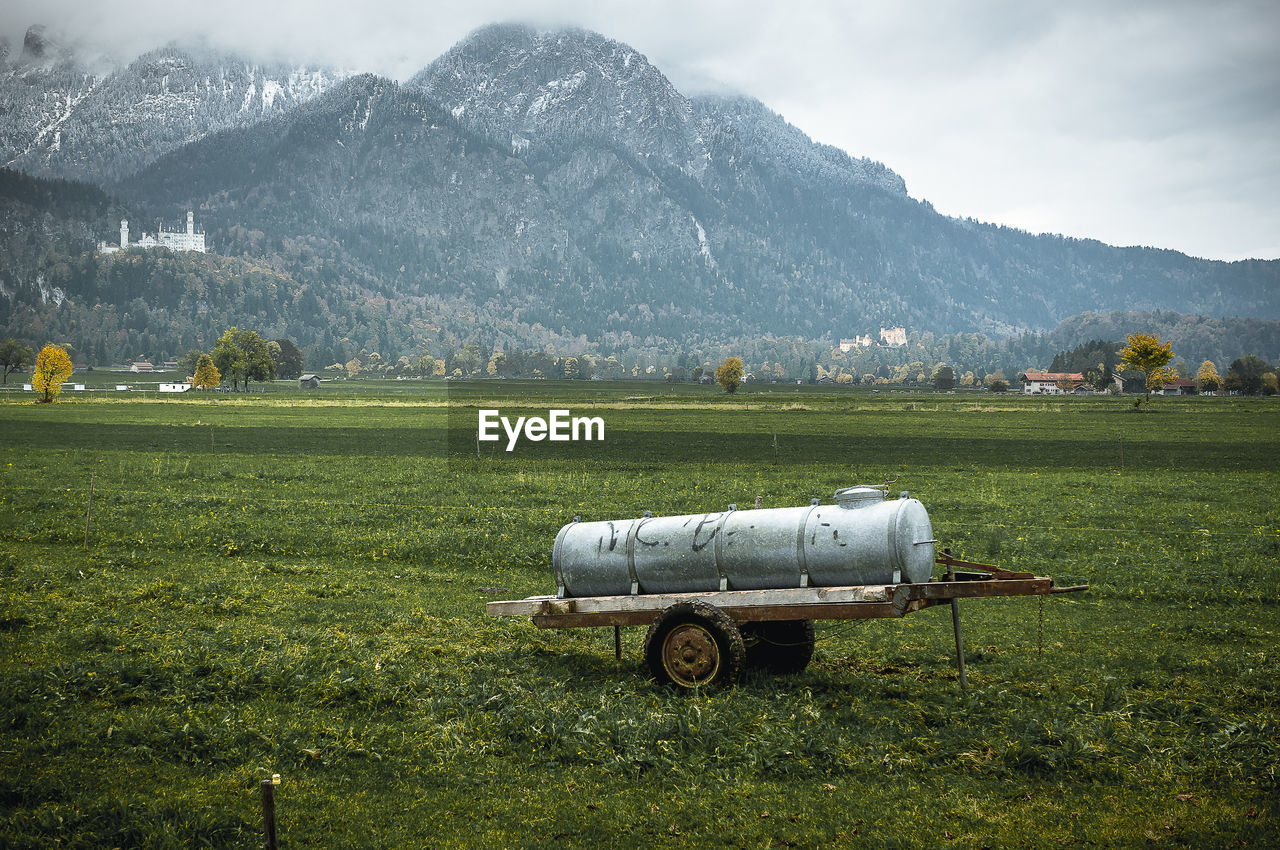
[486,553,1088,690]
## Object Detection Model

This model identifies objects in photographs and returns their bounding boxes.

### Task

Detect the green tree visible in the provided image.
[176,349,205,377]
[715,356,744,394]
[1196,360,1220,395]
[1225,355,1273,395]
[192,354,221,389]
[1050,340,1121,378]
[242,331,277,389]
[0,338,33,384]
[449,345,483,377]
[212,327,275,391]
[272,338,304,380]
[32,344,73,403]
[1119,333,1176,406]
[212,328,248,390]
[984,369,1009,393]
[931,364,955,390]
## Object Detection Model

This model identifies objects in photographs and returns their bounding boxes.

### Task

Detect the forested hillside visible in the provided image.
[0,168,136,307]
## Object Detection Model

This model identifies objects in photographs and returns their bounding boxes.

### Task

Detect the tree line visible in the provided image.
[171,329,304,391]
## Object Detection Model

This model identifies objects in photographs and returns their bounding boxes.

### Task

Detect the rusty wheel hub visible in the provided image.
[660,623,720,687]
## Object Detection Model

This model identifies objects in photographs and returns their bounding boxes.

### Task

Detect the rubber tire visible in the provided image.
[643,601,745,691]
[741,620,816,674]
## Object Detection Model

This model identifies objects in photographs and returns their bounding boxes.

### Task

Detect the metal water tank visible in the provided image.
[552,487,935,598]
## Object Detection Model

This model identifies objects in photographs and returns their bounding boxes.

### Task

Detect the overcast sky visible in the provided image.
[5,0,1278,261]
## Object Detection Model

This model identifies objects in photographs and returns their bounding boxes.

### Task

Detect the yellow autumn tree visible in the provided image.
[1119,333,1175,406]
[715,356,744,393]
[1196,360,1220,394]
[192,353,221,389]
[32,344,73,403]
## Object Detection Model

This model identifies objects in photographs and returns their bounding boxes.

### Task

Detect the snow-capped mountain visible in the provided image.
[411,24,710,177]
[408,24,906,198]
[0,26,346,183]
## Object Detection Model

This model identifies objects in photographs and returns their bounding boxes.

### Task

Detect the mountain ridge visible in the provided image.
[0,22,1276,372]
[1,26,347,183]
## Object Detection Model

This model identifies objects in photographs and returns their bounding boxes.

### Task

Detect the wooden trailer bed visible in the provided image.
[486,555,1087,690]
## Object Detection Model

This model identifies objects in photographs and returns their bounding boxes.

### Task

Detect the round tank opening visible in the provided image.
[834,486,886,508]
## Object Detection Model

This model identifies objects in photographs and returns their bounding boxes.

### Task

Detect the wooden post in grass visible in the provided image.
[614,625,622,660]
[950,596,968,694]
[83,472,95,550]
[942,552,968,694]
[261,774,280,850]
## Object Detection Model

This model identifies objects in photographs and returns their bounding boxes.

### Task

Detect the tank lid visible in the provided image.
[834,486,887,508]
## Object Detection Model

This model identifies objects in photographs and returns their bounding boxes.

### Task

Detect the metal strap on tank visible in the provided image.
[624,514,651,596]
[712,506,736,591]
[551,516,579,598]
[886,500,902,584]
[794,498,820,588]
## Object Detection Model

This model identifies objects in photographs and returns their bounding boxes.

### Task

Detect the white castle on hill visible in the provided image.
[837,327,908,352]
[99,211,206,254]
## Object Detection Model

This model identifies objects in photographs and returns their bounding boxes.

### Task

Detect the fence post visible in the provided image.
[83,472,96,550]
[261,774,281,850]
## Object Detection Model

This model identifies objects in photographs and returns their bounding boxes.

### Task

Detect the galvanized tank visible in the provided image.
[552,487,935,598]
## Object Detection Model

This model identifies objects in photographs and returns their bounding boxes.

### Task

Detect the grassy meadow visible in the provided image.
[0,382,1276,847]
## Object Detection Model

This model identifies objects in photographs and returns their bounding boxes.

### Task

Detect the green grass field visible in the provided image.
[1,383,1276,847]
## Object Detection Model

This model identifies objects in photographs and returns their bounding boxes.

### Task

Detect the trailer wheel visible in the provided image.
[741,620,816,674]
[643,601,745,690]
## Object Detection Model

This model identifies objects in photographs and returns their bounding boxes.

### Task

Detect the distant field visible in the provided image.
[1,384,1276,847]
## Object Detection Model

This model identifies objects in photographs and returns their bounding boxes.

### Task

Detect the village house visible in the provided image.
[1018,369,1087,394]
[1158,378,1197,395]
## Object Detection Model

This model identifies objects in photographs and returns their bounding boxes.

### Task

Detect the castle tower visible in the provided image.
[120,219,129,249]
[186,210,194,235]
